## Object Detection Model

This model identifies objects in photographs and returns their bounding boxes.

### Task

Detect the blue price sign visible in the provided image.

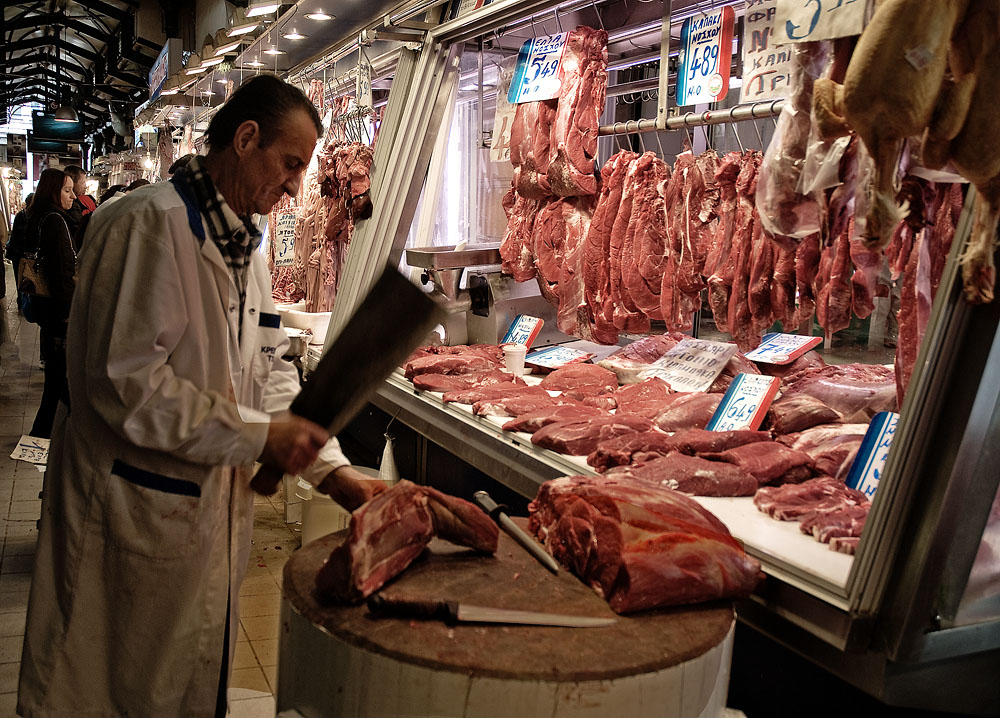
[845,412,900,501]
[677,6,735,106]
[744,332,823,364]
[707,373,781,431]
[502,315,544,348]
[274,212,297,268]
[508,33,568,104]
[525,345,593,369]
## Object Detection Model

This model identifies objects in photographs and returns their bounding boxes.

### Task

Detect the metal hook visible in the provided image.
[752,119,765,150]
[655,131,666,160]
[554,8,563,33]
[637,129,647,154]
[684,126,694,152]
[529,15,538,39]
[731,122,746,154]
[591,0,605,30]
[614,129,626,151]
[701,124,713,152]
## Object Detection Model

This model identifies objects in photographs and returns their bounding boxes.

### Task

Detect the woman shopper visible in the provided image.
[6,192,35,312]
[26,168,77,438]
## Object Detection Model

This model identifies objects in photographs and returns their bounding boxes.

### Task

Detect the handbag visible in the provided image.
[17,211,68,298]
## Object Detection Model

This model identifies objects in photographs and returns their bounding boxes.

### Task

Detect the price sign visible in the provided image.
[744,332,823,364]
[502,314,544,348]
[274,212,297,267]
[741,0,795,102]
[525,345,594,370]
[776,0,866,44]
[491,62,516,163]
[677,6,736,106]
[645,338,737,392]
[356,58,373,112]
[508,33,568,104]
[846,412,899,501]
[707,373,781,431]
[11,435,49,465]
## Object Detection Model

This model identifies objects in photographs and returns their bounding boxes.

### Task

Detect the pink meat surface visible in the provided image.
[753,476,867,521]
[702,442,814,485]
[412,370,522,393]
[502,404,606,433]
[596,333,689,384]
[531,415,654,455]
[587,428,770,472]
[443,384,548,405]
[539,363,618,393]
[606,452,759,497]
[781,364,897,422]
[609,377,674,419]
[767,394,842,435]
[654,393,723,432]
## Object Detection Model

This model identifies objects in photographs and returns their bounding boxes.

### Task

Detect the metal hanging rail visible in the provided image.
[598,99,784,137]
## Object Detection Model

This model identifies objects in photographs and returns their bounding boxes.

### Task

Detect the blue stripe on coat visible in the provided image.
[258,312,281,328]
[111,459,201,497]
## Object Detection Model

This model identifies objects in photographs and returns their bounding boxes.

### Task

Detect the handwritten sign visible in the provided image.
[846,412,899,501]
[776,0,866,44]
[744,332,823,364]
[356,58,373,112]
[508,33,568,104]
[707,373,781,431]
[677,6,735,106]
[491,63,516,163]
[525,345,594,370]
[274,212,297,267]
[645,338,737,392]
[11,435,49,465]
[502,315,544,348]
[741,0,795,102]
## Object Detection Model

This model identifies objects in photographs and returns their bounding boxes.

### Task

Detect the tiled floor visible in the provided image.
[0,278,297,717]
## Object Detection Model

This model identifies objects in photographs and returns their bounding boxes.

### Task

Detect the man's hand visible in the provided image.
[260,411,328,475]
[316,465,389,512]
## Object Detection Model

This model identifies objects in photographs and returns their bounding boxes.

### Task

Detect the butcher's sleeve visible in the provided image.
[81,209,268,468]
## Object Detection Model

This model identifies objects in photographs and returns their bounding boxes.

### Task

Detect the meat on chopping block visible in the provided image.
[606,453,759,497]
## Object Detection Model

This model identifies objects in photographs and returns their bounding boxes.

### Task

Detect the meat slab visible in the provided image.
[777,423,868,480]
[654,393,723,432]
[412,370,522,393]
[531,415,654,455]
[443,384,548,405]
[781,363,896,422]
[607,377,674,419]
[753,476,867,521]
[587,428,770,472]
[767,394,842,435]
[539,363,618,394]
[502,404,606,433]
[606,453,759,497]
[702,442,814,485]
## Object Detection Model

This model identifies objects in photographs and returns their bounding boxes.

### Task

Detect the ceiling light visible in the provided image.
[281,28,307,40]
[228,21,260,37]
[246,2,280,17]
[53,104,79,122]
[202,90,216,96]
[216,78,229,84]
[186,66,205,75]
[263,46,285,55]
[246,58,265,68]
[160,87,179,95]
[304,11,334,21]
[201,56,225,68]
[214,40,243,56]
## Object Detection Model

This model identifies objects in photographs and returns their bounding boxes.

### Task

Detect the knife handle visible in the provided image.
[473,490,508,521]
[250,464,284,496]
[367,595,459,624]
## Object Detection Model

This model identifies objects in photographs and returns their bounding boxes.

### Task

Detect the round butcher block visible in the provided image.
[276,523,735,718]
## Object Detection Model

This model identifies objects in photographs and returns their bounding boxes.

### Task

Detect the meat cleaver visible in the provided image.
[250,265,445,495]
[367,595,615,628]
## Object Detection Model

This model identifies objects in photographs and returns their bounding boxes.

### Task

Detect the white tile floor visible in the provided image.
[0,278,297,717]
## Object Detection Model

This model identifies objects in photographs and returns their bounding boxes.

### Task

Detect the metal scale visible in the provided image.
[404,242,568,346]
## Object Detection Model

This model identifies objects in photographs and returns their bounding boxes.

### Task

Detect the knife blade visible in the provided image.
[367,595,615,628]
[473,490,560,574]
[251,265,445,495]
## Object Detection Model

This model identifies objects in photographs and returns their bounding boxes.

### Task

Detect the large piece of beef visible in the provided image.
[539,363,618,394]
[609,158,652,332]
[502,404,606,433]
[587,427,770,472]
[316,480,498,602]
[510,99,556,198]
[791,233,822,329]
[404,354,496,380]
[531,415,654,455]
[533,197,594,307]
[767,394,842,435]
[528,476,764,612]
[781,363,896,422]
[473,393,565,418]
[654,393,723,432]
[814,221,854,338]
[753,476,868,521]
[777,422,868,480]
[702,442,814,485]
[556,193,600,338]
[756,350,826,385]
[442,384,548,405]
[621,153,671,319]
[499,187,542,281]
[606,453,759,497]
[596,333,688,384]
[707,152,755,333]
[607,377,674,419]
[412,370,521,393]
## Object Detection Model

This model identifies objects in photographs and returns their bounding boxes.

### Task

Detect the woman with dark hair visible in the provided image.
[6,192,35,311]
[25,168,77,438]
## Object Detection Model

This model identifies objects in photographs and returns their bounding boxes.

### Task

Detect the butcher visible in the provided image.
[18,75,382,717]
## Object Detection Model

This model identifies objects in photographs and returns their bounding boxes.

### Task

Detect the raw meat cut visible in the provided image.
[830,536,861,554]
[587,428,770,472]
[753,476,868,521]
[771,245,798,328]
[597,333,688,384]
[475,393,565,418]
[502,404,606,433]
[528,476,764,612]
[412,370,522,393]
[531,415,654,455]
[539,363,618,394]
[557,193,600,338]
[606,453,759,497]
[404,354,496,380]
[728,153,764,349]
[767,394,842,435]
[621,153,671,319]
[708,352,762,394]
[706,153,744,333]
[778,423,868,480]
[791,233,822,329]
[316,480,498,602]
[799,503,869,544]
[500,188,542,282]
[814,220,854,339]
[609,157,652,332]
[702,442,814,485]
[510,100,556,198]
[443,384,547,405]
[607,377,674,419]
[756,350,825,385]
[533,197,595,307]
[654,393,723,432]
[781,364,896,422]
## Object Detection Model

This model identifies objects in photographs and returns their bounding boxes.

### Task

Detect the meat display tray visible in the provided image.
[405,243,502,269]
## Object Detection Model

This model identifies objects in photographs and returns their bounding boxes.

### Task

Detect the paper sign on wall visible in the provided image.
[740,0,795,102]
[508,33,568,104]
[273,212,297,267]
[356,59,373,111]
[707,373,781,431]
[502,315,544,348]
[775,0,866,44]
[645,338,737,392]
[525,345,594,370]
[677,6,736,106]
[846,411,899,501]
[744,332,823,364]
[491,62,516,163]
[11,435,49,465]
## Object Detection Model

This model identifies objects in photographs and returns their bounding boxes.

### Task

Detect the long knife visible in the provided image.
[251,265,445,495]
[474,491,560,574]
[367,595,615,628]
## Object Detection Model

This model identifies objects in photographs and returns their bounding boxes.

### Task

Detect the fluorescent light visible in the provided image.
[214,40,243,56]
[263,46,285,55]
[246,59,265,67]
[185,66,205,75]
[246,2,279,17]
[216,78,228,84]
[228,21,260,37]
[200,56,225,67]
[304,11,334,20]
[281,28,307,40]
[202,90,216,96]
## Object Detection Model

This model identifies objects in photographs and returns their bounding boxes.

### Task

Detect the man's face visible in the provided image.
[73,174,86,195]
[237,109,317,216]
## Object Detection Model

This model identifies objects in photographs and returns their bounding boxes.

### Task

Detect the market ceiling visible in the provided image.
[1,0,161,132]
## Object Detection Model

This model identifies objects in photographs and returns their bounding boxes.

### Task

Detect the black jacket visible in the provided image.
[26,208,76,321]
[6,210,31,263]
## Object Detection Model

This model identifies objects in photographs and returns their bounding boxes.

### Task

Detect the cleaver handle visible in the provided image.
[367,595,459,624]
[250,464,284,496]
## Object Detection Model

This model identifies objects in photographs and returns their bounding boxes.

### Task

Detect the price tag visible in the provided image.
[644,338,737,392]
[508,33,568,104]
[776,0,866,44]
[274,211,297,267]
[525,345,594,370]
[356,58,373,111]
[740,0,795,102]
[706,373,781,431]
[677,6,736,106]
[502,314,544,348]
[744,332,823,364]
[491,62,516,163]
[845,412,899,501]
[11,435,49,465]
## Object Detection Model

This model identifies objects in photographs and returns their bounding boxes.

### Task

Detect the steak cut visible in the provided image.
[528,476,764,612]
[753,476,867,521]
[531,415,654,455]
[442,384,548,405]
[413,370,522,393]
[533,196,594,307]
[767,394,842,435]
[799,503,869,544]
[587,428,770,472]
[777,422,868,480]
[499,188,542,282]
[621,152,671,319]
[608,377,674,419]
[502,404,606,433]
[654,393,723,432]
[596,333,688,384]
[539,363,618,393]
[606,452,759,497]
[781,363,897,422]
[510,99,556,198]
[404,354,496,380]
[702,442,814,485]
[473,393,565,418]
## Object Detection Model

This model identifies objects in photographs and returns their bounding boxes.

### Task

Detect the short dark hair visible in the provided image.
[126,179,150,192]
[64,165,86,182]
[205,74,321,151]
[100,185,125,204]
[168,153,195,174]
[30,168,70,216]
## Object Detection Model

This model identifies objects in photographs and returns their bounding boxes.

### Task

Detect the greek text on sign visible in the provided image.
[707,373,781,431]
[502,315,544,348]
[846,412,899,501]
[508,33,568,104]
[274,212,297,267]
[11,435,49,465]
[741,0,795,102]
[744,332,823,364]
[491,62,516,163]
[677,6,736,106]
[356,59,373,112]
[775,0,866,44]
[526,345,594,370]
[645,338,737,392]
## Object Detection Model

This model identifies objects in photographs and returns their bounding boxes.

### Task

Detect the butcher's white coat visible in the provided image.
[17,182,348,717]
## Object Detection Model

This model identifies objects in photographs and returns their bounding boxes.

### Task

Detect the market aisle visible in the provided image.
[0,281,297,717]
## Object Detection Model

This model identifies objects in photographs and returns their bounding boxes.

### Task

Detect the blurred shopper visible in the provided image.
[63,165,95,237]
[5,192,34,312]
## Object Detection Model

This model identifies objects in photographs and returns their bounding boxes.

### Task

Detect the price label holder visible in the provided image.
[356,54,373,112]
[845,411,899,501]
[508,33,568,104]
[502,315,544,349]
[491,61,517,163]
[775,0,866,44]
[645,338,737,392]
[274,211,297,267]
[525,345,594,370]
[677,6,735,106]
[744,332,823,365]
[11,435,50,465]
[706,373,781,432]
[740,0,795,102]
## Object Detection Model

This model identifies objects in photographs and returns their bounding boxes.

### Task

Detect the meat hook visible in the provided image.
[554,9,563,34]
[752,120,765,151]
[731,122,746,154]
[590,1,606,30]
[655,131,666,160]
[636,126,647,154]
[701,124,713,152]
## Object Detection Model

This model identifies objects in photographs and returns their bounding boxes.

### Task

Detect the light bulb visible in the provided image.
[304,11,334,20]
[281,28,307,40]
[263,46,285,55]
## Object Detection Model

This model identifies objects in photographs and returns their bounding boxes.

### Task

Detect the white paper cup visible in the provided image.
[502,343,527,376]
